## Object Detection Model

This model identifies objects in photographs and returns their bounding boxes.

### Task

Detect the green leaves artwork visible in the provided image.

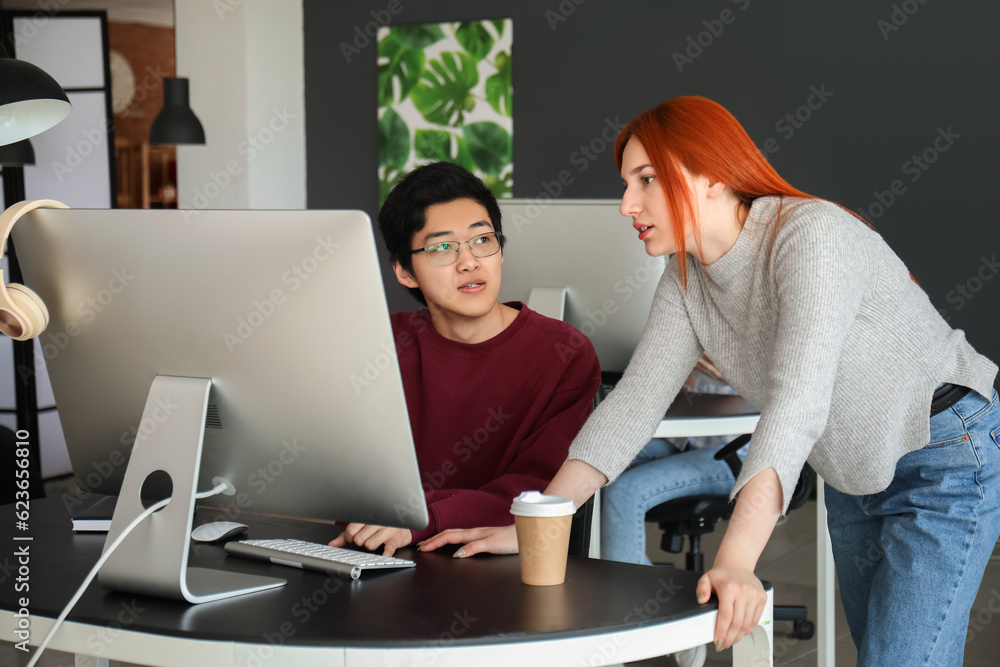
[378,20,513,206]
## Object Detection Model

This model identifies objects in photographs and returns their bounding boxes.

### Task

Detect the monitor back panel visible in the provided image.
[13,208,428,529]
[497,199,666,373]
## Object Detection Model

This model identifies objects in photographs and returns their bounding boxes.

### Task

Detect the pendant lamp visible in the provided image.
[149,77,205,145]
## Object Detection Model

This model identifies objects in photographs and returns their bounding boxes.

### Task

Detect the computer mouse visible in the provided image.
[190,521,249,543]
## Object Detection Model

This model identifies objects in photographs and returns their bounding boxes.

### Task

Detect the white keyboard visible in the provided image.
[225,538,415,580]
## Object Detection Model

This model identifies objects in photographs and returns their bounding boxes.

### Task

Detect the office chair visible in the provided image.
[568,494,597,558]
[645,434,816,640]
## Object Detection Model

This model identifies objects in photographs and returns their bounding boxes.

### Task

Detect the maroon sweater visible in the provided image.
[392,303,601,542]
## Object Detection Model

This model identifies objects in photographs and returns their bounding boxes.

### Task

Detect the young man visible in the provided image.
[330,162,601,556]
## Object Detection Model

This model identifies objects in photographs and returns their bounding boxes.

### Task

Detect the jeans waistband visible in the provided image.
[930,383,972,417]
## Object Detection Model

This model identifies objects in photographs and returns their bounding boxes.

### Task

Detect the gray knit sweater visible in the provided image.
[568,196,998,511]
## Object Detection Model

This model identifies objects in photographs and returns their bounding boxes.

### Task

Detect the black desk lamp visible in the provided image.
[0,138,35,166]
[0,43,71,145]
[1,21,72,502]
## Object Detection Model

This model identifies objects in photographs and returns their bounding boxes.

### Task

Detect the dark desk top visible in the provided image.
[600,372,760,421]
[663,393,760,420]
[2,497,724,649]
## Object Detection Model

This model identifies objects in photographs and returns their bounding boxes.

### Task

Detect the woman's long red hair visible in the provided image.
[614,96,821,287]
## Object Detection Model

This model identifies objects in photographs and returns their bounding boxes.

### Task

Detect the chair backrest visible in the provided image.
[648,458,815,545]
[786,463,814,513]
[569,494,597,557]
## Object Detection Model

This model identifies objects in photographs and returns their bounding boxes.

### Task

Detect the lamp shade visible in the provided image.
[0,138,35,166]
[149,77,205,145]
[0,44,72,145]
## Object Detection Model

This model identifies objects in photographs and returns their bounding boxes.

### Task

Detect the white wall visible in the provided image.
[174,0,306,211]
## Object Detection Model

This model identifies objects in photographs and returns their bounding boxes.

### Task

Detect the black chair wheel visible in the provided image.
[792,619,815,640]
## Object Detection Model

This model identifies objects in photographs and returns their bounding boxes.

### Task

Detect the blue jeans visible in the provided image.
[602,439,742,565]
[826,388,1000,666]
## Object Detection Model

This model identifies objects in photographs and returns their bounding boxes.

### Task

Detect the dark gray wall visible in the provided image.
[304,0,1000,371]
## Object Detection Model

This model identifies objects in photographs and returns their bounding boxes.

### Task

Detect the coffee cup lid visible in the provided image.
[510,491,576,517]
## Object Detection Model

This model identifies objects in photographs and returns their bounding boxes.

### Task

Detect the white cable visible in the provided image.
[26,481,231,667]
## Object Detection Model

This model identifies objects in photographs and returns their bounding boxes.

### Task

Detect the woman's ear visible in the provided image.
[392,260,419,289]
[704,177,728,199]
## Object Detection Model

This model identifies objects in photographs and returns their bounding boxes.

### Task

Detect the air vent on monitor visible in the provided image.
[205,404,223,429]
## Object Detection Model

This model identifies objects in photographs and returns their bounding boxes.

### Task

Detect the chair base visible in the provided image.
[775,605,815,640]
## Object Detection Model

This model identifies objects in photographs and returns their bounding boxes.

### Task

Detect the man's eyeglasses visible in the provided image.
[410,232,503,267]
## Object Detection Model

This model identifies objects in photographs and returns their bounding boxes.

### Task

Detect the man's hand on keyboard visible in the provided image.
[416,525,518,557]
[329,523,412,557]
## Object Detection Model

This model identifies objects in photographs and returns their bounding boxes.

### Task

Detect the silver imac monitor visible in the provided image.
[12,207,428,602]
[497,199,666,373]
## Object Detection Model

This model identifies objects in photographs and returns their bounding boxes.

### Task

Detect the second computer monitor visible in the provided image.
[498,199,666,373]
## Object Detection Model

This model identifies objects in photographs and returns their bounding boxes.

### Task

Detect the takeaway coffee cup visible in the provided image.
[511,491,576,586]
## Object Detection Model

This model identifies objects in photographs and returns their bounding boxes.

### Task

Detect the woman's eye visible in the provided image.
[641,175,655,185]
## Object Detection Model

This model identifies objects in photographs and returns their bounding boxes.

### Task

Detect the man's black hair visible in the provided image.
[378,161,505,305]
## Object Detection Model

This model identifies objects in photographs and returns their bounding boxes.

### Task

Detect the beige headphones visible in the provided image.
[0,199,69,340]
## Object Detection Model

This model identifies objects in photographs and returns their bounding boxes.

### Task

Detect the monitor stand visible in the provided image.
[527,286,567,320]
[98,375,285,603]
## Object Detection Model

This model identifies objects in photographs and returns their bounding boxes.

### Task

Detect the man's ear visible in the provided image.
[392,260,419,289]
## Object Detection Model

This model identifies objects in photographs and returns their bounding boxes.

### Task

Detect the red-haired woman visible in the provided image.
[420,96,1000,665]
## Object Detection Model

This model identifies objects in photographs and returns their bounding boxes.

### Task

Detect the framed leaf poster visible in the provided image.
[377,20,513,206]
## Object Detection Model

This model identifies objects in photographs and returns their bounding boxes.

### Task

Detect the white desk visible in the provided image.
[649,394,836,667]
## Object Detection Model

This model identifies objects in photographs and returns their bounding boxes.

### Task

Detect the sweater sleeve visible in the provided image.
[733,204,871,512]
[409,348,601,542]
[568,262,704,483]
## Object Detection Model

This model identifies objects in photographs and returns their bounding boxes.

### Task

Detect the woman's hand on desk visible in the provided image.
[417,525,518,557]
[696,565,767,651]
[697,467,781,650]
[329,524,412,557]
